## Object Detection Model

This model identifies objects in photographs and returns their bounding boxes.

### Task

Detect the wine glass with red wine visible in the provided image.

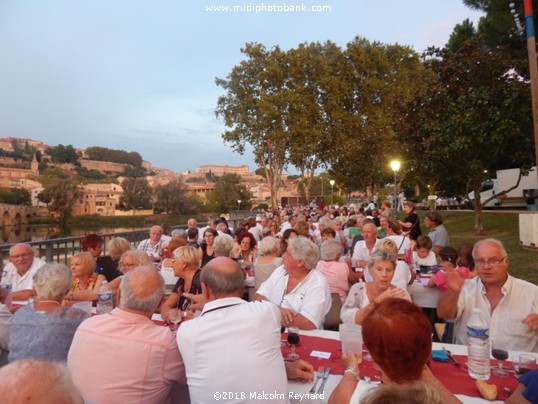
[286,326,300,360]
[491,339,509,377]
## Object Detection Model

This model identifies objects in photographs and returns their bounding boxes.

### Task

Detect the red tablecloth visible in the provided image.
[283,334,519,401]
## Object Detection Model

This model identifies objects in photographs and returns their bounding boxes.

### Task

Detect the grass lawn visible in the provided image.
[410,210,538,285]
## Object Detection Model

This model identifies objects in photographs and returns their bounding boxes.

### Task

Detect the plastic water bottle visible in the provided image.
[467,308,490,380]
[96,280,113,314]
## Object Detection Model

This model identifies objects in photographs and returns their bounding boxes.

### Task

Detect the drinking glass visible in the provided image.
[491,339,509,377]
[517,354,537,376]
[168,310,181,333]
[286,326,300,360]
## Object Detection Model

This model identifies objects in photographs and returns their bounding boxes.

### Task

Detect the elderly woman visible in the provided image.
[232,232,257,268]
[253,236,282,292]
[108,250,153,291]
[255,237,331,330]
[316,239,357,305]
[199,228,218,267]
[370,238,414,289]
[64,252,106,304]
[329,299,459,404]
[341,249,411,325]
[161,246,202,323]
[8,263,89,362]
[96,237,132,282]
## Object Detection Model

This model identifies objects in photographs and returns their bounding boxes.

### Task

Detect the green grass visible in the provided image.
[410,211,538,285]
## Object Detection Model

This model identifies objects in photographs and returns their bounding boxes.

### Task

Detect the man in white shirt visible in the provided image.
[1,243,45,300]
[177,257,289,403]
[136,226,165,261]
[437,238,538,352]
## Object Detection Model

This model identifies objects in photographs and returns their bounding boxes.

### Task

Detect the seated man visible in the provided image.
[178,257,312,403]
[0,243,45,300]
[136,225,165,261]
[437,238,538,352]
[68,266,186,404]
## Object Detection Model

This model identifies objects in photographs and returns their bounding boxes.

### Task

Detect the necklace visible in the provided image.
[36,300,62,306]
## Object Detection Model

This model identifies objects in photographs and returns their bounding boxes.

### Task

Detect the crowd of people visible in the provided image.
[0,199,538,403]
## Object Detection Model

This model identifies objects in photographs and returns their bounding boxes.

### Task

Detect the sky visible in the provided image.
[0,1,485,174]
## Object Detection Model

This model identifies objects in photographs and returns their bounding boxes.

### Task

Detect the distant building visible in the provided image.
[196,165,249,176]
[71,183,123,216]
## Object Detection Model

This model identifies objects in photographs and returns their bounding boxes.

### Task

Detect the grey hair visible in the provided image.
[119,265,164,312]
[361,381,442,404]
[0,359,83,404]
[287,237,319,270]
[9,243,32,256]
[320,239,341,261]
[318,216,333,229]
[171,229,187,241]
[258,236,280,255]
[200,258,244,297]
[107,237,132,260]
[367,249,396,270]
[33,263,72,299]
[472,238,508,258]
[213,234,235,257]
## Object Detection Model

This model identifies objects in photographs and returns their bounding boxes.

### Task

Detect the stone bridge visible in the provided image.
[0,203,37,227]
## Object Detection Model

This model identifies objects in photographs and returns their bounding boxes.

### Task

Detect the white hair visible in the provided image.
[287,237,319,270]
[213,234,234,257]
[258,236,280,255]
[320,239,341,261]
[33,263,72,299]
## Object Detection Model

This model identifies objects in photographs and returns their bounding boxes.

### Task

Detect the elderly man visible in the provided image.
[351,222,380,273]
[437,238,538,352]
[424,211,449,255]
[68,266,186,404]
[178,257,312,403]
[136,225,165,261]
[0,243,45,300]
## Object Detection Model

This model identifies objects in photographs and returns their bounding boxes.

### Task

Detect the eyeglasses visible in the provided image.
[475,257,507,267]
[10,252,33,260]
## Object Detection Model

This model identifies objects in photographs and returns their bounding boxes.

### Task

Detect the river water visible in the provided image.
[0,225,148,245]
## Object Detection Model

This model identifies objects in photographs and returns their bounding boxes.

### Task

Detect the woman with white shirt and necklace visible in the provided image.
[255,237,331,330]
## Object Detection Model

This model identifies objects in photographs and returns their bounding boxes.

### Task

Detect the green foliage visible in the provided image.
[46,144,78,164]
[446,19,476,52]
[205,173,252,213]
[86,146,143,167]
[0,188,31,205]
[122,165,147,178]
[75,167,106,180]
[38,179,81,223]
[120,177,153,210]
[154,179,200,215]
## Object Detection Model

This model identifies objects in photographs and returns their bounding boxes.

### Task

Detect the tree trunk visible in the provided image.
[474,203,483,235]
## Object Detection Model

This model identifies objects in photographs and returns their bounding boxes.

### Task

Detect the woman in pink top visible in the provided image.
[427,246,470,293]
[316,239,357,304]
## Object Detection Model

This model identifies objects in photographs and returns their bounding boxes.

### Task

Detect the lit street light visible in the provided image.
[390,160,400,220]
[329,180,335,206]
[237,199,241,211]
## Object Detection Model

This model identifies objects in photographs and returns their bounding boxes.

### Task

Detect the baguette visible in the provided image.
[476,380,497,401]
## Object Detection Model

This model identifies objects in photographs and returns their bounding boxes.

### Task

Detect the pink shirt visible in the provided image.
[316,260,349,304]
[433,266,471,293]
[67,308,185,404]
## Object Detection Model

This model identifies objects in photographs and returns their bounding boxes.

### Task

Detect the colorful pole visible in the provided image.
[523,0,538,180]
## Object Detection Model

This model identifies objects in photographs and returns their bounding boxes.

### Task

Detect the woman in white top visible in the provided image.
[341,249,411,324]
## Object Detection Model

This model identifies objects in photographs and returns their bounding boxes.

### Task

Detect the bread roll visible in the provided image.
[476,380,497,401]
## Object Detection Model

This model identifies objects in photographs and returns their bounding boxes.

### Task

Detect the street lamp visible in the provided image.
[237,200,241,211]
[390,160,400,219]
[329,180,335,206]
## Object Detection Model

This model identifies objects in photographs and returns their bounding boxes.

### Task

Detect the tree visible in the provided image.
[154,179,198,215]
[0,188,31,205]
[446,19,477,52]
[120,177,153,212]
[86,146,143,167]
[206,174,252,213]
[46,145,78,164]
[38,179,81,223]
[399,39,534,233]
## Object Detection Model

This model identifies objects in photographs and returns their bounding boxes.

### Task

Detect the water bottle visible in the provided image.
[467,308,490,380]
[96,281,113,314]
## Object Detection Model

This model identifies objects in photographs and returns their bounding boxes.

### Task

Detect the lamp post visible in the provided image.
[237,200,241,211]
[390,160,400,220]
[329,180,335,206]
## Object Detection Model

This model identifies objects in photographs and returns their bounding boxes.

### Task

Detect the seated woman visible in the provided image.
[161,246,202,323]
[255,237,331,330]
[80,233,105,277]
[253,236,282,292]
[341,249,411,325]
[329,299,459,404]
[232,232,257,268]
[316,239,357,305]
[199,228,218,268]
[9,263,89,362]
[108,250,153,293]
[96,237,132,282]
[64,252,106,304]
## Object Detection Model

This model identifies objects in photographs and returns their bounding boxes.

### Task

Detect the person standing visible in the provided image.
[398,201,422,241]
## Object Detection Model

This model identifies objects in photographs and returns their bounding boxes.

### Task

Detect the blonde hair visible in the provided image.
[71,252,95,275]
[119,250,153,268]
[376,238,398,257]
[107,237,132,260]
[173,245,200,268]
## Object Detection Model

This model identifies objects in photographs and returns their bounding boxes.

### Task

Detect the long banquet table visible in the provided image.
[286,329,524,404]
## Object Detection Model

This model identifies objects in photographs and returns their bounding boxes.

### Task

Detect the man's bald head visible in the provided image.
[119,266,164,313]
[201,257,244,299]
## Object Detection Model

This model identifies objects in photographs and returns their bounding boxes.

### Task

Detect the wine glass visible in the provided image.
[168,310,181,334]
[491,339,509,377]
[286,326,300,360]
